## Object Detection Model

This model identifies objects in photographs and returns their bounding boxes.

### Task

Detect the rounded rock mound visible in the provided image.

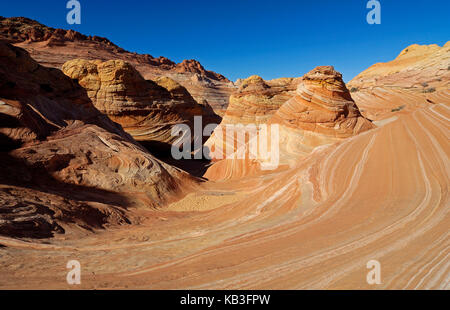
[270,66,375,139]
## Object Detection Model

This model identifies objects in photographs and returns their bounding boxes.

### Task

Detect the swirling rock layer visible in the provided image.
[1,101,448,289]
[349,42,449,92]
[271,66,374,138]
[348,42,450,121]
[205,76,301,164]
[223,75,301,125]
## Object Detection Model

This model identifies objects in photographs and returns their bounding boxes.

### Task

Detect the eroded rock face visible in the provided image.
[261,66,376,163]
[175,59,227,82]
[270,66,375,138]
[0,16,236,114]
[208,66,375,172]
[347,42,450,121]
[204,76,301,162]
[222,75,301,125]
[348,42,450,92]
[204,67,375,180]
[61,59,220,150]
[0,42,194,238]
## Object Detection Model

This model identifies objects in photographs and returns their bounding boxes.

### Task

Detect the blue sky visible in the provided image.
[1,0,449,82]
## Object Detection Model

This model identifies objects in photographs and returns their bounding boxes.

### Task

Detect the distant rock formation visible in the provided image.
[175,59,227,82]
[348,42,450,120]
[61,59,220,150]
[0,16,236,113]
[223,75,302,125]
[0,42,194,238]
[348,42,450,91]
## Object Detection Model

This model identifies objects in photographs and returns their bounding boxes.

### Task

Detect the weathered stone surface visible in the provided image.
[0,42,194,238]
[271,66,374,138]
[61,59,220,148]
[348,42,450,120]
[204,76,301,162]
[348,42,450,92]
[223,75,301,125]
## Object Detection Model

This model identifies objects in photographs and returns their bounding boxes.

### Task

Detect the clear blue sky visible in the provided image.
[1,0,449,82]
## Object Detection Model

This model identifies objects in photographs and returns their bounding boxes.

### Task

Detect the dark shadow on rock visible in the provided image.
[0,139,131,208]
[138,140,212,179]
[0,134,131,239]
[163,158,212,180]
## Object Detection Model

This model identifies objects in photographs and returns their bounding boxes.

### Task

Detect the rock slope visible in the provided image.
[349,42,450,91]
[0,42,194,238]
[348,42,450,120]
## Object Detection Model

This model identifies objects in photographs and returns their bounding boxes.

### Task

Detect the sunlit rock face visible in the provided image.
[204,76,301,164]
[270,66,374,138]
[348,42,450,91]
[348,42,450,120]
[204,67,375,180]
[0,42,194,238]
[223,75,302,125]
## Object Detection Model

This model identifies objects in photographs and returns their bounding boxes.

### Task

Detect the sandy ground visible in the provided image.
[167,190,248,212]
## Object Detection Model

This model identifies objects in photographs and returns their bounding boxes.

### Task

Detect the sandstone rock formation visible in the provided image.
[0,42,194,238]
[348,42,450,120]
[349,42,449,91]
[0,16,236,113]
[222,75,301,125]
[270,66,374,139]
[204,76,301,165]
[205,66,375,179]
[61,59,220,151]
[265,66,375,164]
